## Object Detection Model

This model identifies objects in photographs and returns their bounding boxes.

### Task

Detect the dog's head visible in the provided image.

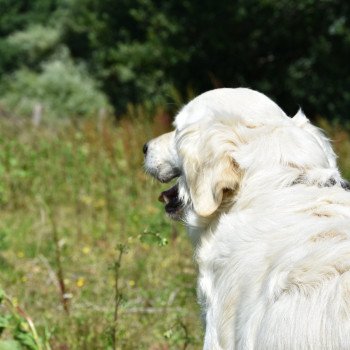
[144,88,343,223]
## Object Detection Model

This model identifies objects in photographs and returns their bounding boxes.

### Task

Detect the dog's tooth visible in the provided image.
[158,193,167,203]
[164,196,169,204]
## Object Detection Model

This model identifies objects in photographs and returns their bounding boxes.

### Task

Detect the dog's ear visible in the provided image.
[292,110,337,169]
[177,124,241,217]
[185,156,240,217]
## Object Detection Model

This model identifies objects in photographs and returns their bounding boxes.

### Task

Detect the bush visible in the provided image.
[6,24,60,66]
[64,0,350,120]
[2,0,350,121]
[1,57,112,119]
[0,3,113,120]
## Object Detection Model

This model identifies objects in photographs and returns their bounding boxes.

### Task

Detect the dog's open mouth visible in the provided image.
[158,184,183,219]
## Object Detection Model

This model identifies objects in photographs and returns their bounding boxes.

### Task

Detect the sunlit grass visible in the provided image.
[0,114,202,349]
[0,113,349,349]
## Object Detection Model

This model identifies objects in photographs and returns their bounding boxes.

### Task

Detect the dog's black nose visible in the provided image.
[143,142,149,155]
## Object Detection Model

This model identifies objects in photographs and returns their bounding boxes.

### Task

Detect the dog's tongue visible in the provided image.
[159,184,178,204]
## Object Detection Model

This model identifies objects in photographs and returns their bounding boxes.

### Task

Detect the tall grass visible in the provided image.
[0,113,349,349]
[0,113,202,349]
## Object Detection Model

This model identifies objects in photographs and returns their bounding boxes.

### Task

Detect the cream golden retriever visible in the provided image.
[144,88,350,350]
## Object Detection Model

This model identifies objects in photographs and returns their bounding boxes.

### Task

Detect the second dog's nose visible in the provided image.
[143,142,149,155]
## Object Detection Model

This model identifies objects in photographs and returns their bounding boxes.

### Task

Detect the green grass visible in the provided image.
[0,114,349,350]
[0,115,202,349]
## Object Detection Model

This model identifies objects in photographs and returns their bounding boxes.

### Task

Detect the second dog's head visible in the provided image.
[144,88,342,224]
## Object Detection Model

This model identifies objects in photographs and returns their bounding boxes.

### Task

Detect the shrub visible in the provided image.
[1,57,112,120]
[6,24,60,66]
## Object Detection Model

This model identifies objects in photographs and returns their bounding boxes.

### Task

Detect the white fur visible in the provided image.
[144,131,179,182]
[145,88,350,349]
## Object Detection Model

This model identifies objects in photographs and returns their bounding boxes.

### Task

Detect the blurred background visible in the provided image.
[0,1,350,349]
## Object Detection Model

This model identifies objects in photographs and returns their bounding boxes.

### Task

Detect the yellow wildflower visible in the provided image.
[94,198,106,209]
[76,277,85,288]
[80,195,93,205]
[82,246,91,255]
[128,280,135,287]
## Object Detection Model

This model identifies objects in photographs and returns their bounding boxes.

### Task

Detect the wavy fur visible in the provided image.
[145,88,350,349]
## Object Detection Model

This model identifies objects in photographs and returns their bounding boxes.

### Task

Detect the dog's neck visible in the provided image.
[184,164,346,247]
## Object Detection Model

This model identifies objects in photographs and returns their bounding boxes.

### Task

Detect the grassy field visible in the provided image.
[0,113,349,350]
[0,111,202,350]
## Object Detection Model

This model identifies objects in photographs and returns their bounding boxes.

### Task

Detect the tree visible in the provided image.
[64,0,350,120]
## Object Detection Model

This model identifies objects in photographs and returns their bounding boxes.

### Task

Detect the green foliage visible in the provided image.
[61,0,350,119]
[0,228,9,251]
[0,117,202,349]
[0,288,46,350]
[140,218,170,247]
[0,340,22,350]
[0,0,61,76]
[6,25,60,66]
[1,58,111,119]
[0,0,112,119]
[1,0,350,119]
[62,0,191,111]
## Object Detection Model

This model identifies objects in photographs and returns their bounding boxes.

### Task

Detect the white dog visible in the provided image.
[144,88,350,349]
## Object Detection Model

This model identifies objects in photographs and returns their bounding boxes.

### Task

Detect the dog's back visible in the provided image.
[197,182,350,350]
